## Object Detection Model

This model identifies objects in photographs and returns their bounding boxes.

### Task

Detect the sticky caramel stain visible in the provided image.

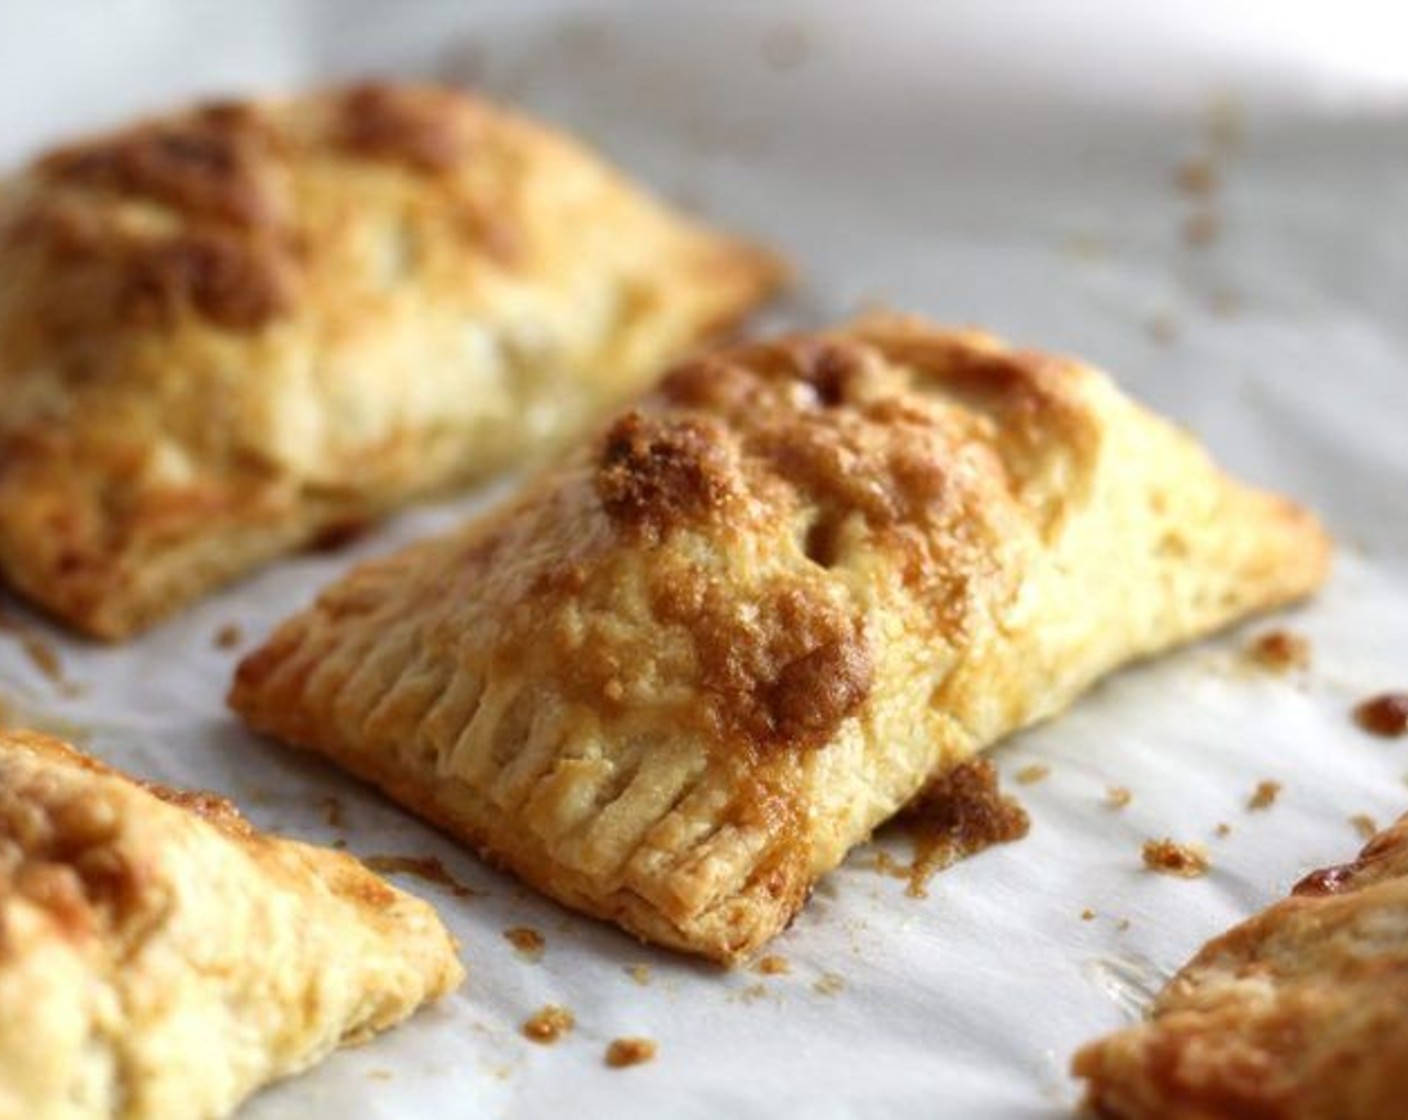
[1245,630,1309,674]
[363,854,478,898]
[889,759,1030,899]
[522,1005,574,1044]
[504,926,545,959]
[605,1037,657,1068]
[1142,838,1210,878]
[1354,693,1408,738]
[1247,780,1282,811]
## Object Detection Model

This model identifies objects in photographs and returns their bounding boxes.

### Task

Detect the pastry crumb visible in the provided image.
[1146,314,1179,346]
[1080,908,1096,921]
[1353,693,1408,738]
[1247,780,1282,811]
[1209,288,1242,317]
[1215,822,1232,838]
[1350,814,1378,841]
[812,972,845,997]
[522,1005,574,1044]
[626,963,652,985]
[605,1037,657,1068]
[1183,209,1219,247]
[367,1069,393,1082]
[1175,157,1217,196]
[1015,763,1051,785]
[363,854,479,899]
[504,926,545,959]
[890,759,1029,898]
[1106,786,1133,810]
[214,623,244,650]
[755,954,790,976]
[1142,838,1210,878]
[318,794,346,830]
[1245,630,1309,673]
[0,609,68,688]
[737,982,769,1004]
[1116,918,1132,932]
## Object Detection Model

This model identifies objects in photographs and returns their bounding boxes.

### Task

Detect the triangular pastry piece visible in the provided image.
[230,318,1330,963]
[0,82,781,638]
[0,730,463,1119]
[1074,811,1408,1119]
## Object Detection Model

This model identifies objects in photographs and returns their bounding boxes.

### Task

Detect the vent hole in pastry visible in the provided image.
[803,514,843,569]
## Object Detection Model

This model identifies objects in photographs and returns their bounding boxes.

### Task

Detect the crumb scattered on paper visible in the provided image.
[1080,908,1096,921]
[505,926,545,959]
[1106,786,1133,810]
[1246,630,1310,673]
[813,972,845,997]
[1146,314,1179,345]
[1142,838,1210,878]
[214,623,243,650]
[363,854,479,899]
[1183,209,1219,247]
[1015,764,1050,785]
[1175,157,1217,195]
[1353,693,1408,738]
[1350,814,1378,841]
[318,794,346,830]
[1247,780,1282,811]
[605,1037,657,1068]
[1215,822,1232,838]
[756,955,790,976]
[522,1005,575,1044]
[626,964,651,986]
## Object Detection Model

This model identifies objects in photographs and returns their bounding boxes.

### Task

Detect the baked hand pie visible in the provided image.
[230,317,1330,963]
[0,82,781,638]
[1073,812,1408,1119]
[0,729,463,1119]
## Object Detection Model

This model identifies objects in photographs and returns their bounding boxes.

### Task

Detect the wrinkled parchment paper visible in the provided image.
[2,2,1406,1116]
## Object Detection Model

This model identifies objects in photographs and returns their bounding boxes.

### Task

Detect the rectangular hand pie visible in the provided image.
[0,82,781,638]
[1074,811,1408,1119]
[230,317,1330,963]
[0,730,463,1119]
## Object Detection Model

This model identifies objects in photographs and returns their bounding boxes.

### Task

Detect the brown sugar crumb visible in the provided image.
[1245,630,1310,674]
[363,854,479,899]
[812,972,845,997]
[605,1037,657,1068]
[1353,693,1408,738]
[625,964,652,986]
[1184,209,1219,247]
[1015,763,1051,785]
[1215,822,1233,838]
[1146,314,1179,346]
[1106,786,1133,810]
[891,759,1030,898]
[755,955,791,976]
[1350,814,1378,841]
[318,794,346,830]
[522,1005,575,1045]
[504,926,545,959]
[1175,157,1218,196]
[213,623,243,650]
[1080,908,1096,921]
[1142,838,1210,878]
[1247,780,1282,811]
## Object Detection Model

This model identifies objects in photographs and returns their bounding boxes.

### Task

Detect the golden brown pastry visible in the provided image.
[0,82,781,638]
[0,729,463,1119]
[230,317,1330,963]
[1073,812,1408,1119]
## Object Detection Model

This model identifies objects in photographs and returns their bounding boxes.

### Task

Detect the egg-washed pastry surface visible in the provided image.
[0,729,463,1120]
[1074,811,1408,1119]
[230,317,1330,963]
[0,82,781,639]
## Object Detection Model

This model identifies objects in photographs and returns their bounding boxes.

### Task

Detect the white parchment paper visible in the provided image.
[2,3,1406,1116]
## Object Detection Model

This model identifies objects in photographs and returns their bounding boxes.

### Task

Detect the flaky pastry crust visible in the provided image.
[1074,812,1408,1119]
[231,317,1330,962]
[0,82,781,637]
[0,730,463,1120]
